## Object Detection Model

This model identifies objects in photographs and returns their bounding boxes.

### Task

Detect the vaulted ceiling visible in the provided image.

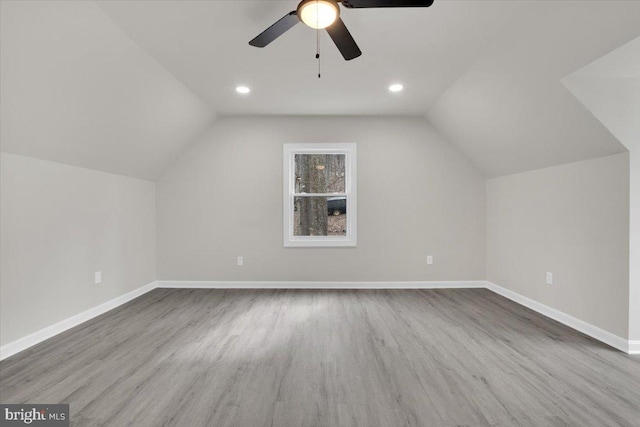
[94,0,521,116]
[563,37,640,153]
[0,0,214,180]
[426,1,639,177]
[1,1,639,180]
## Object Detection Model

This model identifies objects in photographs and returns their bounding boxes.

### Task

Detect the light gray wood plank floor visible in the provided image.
[1,289,639,426]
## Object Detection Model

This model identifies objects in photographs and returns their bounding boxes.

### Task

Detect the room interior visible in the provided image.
[1,0,639,426]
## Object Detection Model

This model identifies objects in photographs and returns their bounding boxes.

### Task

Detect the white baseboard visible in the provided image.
[485,281,630,354]
[2,280,637,359]
[0,282,156,361]
[155,280,487,289]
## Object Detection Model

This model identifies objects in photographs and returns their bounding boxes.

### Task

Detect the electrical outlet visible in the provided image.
[237,256,244,266]
[546,272,553,285]
[95,271,102,285]
[427,256,433,265]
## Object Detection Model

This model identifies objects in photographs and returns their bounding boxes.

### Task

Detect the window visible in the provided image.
[283,143,357,247]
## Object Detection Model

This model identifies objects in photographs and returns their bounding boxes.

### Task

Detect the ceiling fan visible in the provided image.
[249,0,434,61]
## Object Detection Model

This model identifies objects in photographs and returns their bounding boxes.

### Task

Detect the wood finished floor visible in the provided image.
[1,289,639,427]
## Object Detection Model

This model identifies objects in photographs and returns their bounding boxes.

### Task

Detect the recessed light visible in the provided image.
[236,86,251,94]
[389,83,403,93]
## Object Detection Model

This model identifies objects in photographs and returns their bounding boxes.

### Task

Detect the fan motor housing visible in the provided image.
[297,0,341,29]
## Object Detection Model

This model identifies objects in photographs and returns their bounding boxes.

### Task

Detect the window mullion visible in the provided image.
[293,193,346,197]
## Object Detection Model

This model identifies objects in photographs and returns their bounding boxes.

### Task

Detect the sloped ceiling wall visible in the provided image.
[426,1,640,178]
[562,37,640,151]
[0,0,215,180]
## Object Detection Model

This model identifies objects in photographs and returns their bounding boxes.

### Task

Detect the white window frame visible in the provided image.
[283,143,357,247]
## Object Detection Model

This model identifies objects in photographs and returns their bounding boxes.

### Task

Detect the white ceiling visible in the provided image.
[1,0,639,180]
[94,0,522,116]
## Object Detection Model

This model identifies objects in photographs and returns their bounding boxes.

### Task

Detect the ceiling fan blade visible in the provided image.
[249,11,299,47]
[326,18,362,61]
[340,0,434,8]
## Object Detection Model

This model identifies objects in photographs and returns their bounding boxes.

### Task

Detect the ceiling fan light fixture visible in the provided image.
[297,0,340,29]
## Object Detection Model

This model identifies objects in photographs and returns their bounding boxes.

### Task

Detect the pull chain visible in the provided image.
[316,0,321,78]
[316,29,321,78]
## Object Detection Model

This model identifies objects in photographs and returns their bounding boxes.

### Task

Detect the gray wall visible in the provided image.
[3,116,632,346]
[157,116,486,282]
[0,153,156,345]
[631,149,640,342]
[486,153,630,339]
